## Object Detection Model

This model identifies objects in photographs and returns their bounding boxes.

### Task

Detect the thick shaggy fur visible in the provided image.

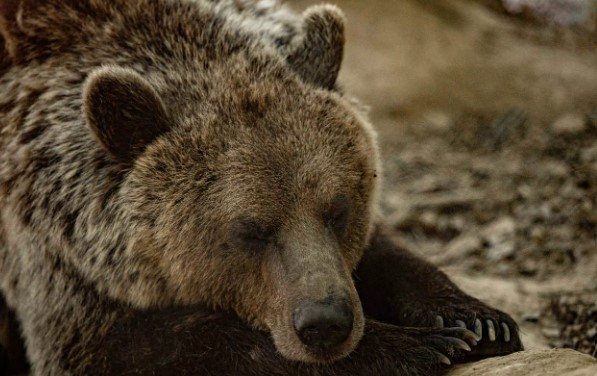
[0,1,522,375]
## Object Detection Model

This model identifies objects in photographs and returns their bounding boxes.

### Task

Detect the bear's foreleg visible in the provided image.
[93,307,478,376]
[0,293,28,376]
[354,226,523,359]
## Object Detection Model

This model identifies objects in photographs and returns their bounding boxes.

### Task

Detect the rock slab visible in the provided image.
[449,349,597,376]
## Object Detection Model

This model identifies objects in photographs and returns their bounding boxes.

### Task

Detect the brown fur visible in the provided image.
[0,0,377,370]
[0,1,521,375]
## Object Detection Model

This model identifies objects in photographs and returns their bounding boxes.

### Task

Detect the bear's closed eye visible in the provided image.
[324,195,351,236]
[228,218,277,252]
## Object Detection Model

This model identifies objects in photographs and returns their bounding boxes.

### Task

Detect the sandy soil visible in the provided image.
[289,0,597,371]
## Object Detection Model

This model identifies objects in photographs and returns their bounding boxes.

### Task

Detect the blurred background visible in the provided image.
[289,0,597,359]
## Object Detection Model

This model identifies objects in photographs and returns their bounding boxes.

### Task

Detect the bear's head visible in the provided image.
[0,0,380,363]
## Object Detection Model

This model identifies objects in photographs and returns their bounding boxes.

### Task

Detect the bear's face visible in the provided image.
[105,69,380,362]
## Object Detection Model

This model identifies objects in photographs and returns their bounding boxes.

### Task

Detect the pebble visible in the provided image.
[522,312,541,323]
[580,142,597,162]
[588,111,597,128]
[541,160,570,178]
[423,111,452,131]
[482,217,516,261]
[530,226,546,243]
[443,235,482,259]
[542,328,561,338]
[551,113,587,134]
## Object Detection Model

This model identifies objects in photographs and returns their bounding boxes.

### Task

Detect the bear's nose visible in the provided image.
[293,300,353,350]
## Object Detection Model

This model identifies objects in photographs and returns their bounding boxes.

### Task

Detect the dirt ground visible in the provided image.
[0,1,595,374]
[290,0,597,363]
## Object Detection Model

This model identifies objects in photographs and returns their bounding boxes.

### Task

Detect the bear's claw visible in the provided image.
[422,327,480,368]
[435,352,452,366]
[487,320,496,342]
[410,327,479,367]
[502,322,511,342]
[441,327,480,345]
[444,336,473,351]
[434,315,514,343]
[406,308,523,360]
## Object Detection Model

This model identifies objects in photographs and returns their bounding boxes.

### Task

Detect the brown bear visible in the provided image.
[0,0,522,375]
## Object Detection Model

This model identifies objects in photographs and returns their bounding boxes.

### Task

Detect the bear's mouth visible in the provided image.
[301,343,351,363]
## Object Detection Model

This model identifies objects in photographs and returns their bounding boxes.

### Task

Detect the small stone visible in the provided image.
[530,226,546,243]
[521,259,538,276]
[496,264,511,275]
[539,203,552,219]
[522,312,541,323]
[588,111,597,128]
[551,113,587,134]
[580,142,597,162]
[542,328,561,338]
[482,217,516,261]
[517,184,534,199]
[419,211,439,228]
[552,225,575,241]
[487,243,515,261]
[443,235,482,259]
[424,111,452,131]
[451,215,466,231]
[541,160,570,177]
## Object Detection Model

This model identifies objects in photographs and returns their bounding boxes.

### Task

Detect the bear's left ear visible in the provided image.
[83,66,170,163]
[0,0,27,58]
[0,0,79,61]
[286,4,345,90]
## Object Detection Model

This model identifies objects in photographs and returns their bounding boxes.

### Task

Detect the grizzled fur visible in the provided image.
[0,0,522,375]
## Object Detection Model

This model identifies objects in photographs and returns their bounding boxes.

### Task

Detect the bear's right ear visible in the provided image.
[83,67,170,163]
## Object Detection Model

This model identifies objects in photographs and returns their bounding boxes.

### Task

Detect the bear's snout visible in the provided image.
[292,299,353,351]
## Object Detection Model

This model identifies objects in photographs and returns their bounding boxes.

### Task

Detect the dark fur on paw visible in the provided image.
[356,321,481,375]
[397,296,523,359]
[355,228,524,361]
[0,344,9,376]
[402,326,480,365]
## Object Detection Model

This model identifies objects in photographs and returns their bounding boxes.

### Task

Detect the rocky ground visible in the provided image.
[290,0,597,372]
